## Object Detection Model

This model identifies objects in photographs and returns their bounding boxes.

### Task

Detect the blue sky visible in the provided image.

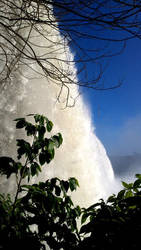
[55,2,141,157]
[82,38,141,156]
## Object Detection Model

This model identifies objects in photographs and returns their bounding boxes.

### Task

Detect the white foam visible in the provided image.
[0,7,118,207]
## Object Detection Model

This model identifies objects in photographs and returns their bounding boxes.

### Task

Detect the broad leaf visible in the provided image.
[69,178,79,191]
[39,152,46,166]
[46,120,53,132]
[122,181,131,189]
[52,133,63,148]
[16,118,26,129]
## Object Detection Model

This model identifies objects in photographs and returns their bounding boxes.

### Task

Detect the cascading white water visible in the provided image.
[0,3,118,207]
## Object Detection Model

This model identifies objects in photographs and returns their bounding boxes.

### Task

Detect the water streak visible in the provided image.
[0,11,118,207]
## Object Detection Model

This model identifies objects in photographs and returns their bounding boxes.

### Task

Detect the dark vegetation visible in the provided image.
[0,114,141,250]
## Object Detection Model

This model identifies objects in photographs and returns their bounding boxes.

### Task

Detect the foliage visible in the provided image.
[0,114,141,250]
[0,114,80,250]
[79,175,141,250]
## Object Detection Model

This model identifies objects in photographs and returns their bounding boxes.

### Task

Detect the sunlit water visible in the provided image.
[0,12,120,207]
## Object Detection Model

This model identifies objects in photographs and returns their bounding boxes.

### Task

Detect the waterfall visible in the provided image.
[0,3,118,207]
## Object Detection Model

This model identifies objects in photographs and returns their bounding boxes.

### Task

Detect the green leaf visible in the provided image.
[107,194,116,203]
[61,180,69,192]
[65,196,73,206]
[46,120,53,132]
[81,212,90,224]
[20,166,30,179]
[122,181,130,189]
[69,178,79,191]
[52,133,63,148]
[50,178,57,187]
[39,152,46,166]
[45,149,55,163]
[33,140,42,154]
[34,114,44,125]
[26,113,35,116]
[125,190,133,198]
[55,186,61,196]
[25,122,36,136]
[133,179,141,189]
[34,114,40,123]
[17,139,32,160]
[39,148,55,165]
[36,162,41,173]
[15,162,23,170]
[117,190,126,200]
[31,162,41,176]
[79,223,91,234]
[16,118,26,129]
[14,117,25,121]
[31,163,38,177]
[38,125,46,140]
[135,174,141,179]
[75,206,81,217]
[58,133,63,146]
[47,139,55,151]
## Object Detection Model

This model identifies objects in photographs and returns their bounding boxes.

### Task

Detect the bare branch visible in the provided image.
[0,0,141,106]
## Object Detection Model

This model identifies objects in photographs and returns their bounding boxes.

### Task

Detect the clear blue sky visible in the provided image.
[55,3,141,156]
[82,38,141,156]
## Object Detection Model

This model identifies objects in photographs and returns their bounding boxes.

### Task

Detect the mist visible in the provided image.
[110,114,141,156]
[0,16,120,207]
[105,114,141,184]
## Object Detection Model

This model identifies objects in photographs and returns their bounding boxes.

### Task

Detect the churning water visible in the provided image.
[0,9,118,207]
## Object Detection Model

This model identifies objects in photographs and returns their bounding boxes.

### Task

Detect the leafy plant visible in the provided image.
[79,175,141,250]
[0,114,80,250]
[0,113,141,250]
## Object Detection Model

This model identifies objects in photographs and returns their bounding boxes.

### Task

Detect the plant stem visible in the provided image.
[12,157,29,213]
